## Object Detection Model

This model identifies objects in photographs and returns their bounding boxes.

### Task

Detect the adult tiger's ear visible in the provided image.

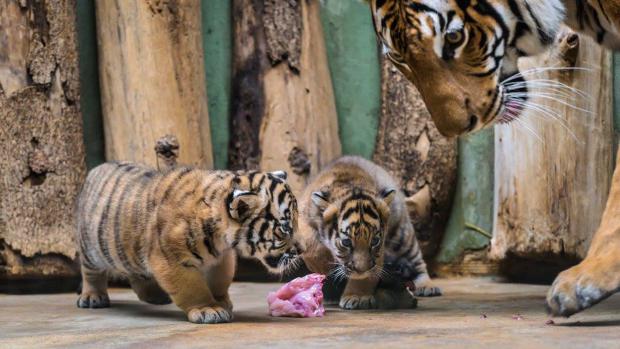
[228,190,263,221]
[269,170,288,181]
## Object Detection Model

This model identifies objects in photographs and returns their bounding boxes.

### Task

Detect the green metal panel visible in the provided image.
[614,53,620,151]
[76,0,105,169]
[320,0,381,159]
[436,130,494,263]
[202,0,232,170]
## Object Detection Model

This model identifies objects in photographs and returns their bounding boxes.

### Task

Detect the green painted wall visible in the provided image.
[76,0,105,169]
[614,54,620,152]
[436,131,494,263]
[320,0,382,159]
[202,0,232,170]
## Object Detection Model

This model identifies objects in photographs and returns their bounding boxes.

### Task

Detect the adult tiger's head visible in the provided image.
[227,171,301,274]
[311,186,396,280]
[370,0,564,136]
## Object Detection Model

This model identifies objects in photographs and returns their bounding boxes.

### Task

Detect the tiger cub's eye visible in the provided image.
[371,236,381,246]
[340,238,352,248]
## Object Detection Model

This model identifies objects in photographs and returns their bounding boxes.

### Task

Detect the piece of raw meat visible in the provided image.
[267,273,325,318]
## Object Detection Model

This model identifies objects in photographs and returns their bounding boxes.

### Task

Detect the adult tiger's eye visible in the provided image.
[445,30,463,44]
[341,238,352,248]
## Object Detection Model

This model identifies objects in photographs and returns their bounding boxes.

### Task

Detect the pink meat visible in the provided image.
[267,273,325,318]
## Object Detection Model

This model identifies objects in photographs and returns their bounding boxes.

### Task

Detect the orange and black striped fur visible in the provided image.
[299,156,440,310]
[369,0,620,317]
[369,0,620,136]
[76,162,299,324]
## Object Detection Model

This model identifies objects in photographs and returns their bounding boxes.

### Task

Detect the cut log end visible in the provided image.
[154,134,180,169]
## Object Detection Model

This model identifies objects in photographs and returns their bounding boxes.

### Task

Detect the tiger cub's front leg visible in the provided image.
[340,277,379,310]
[150,257,231,324]
[206,249,236,313]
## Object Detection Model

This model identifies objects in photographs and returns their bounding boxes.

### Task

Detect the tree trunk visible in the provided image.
[230,0,341,280]
[373,60,458,258]
[96,0,213,168]
[229,0,341,194]
[492,29,614,280]
[0,0,85,282]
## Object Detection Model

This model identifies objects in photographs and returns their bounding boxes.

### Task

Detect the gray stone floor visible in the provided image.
[1,278,619,348]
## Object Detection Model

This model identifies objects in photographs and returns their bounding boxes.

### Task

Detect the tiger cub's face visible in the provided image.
[312,187,395,280]
[370,0,564,137]
[228,171,300,274]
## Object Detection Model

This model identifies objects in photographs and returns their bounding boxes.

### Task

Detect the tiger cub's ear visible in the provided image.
[228,190,264,221]
[377,188,396,221]
[311,191,329,211]
[269,170,288,181]
[311,191,338,225]
[380,188,396,206]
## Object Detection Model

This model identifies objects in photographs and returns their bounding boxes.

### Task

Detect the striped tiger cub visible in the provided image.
[75,162,300,324]
[299,156,440,310]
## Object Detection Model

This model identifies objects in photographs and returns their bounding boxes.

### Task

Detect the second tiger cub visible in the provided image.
[299,156,441,310]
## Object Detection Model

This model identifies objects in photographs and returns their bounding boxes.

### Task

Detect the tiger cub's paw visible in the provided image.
[215,295,233,313]
[187,306,233,324]
[339,294,377,310]
[412,282,442,297]
[76,292,110,309]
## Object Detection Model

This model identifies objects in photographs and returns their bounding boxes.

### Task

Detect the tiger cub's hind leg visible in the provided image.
[77,267,110,308]
[129,276,171,305]
[340,277,379,310]
[387,218,442,297]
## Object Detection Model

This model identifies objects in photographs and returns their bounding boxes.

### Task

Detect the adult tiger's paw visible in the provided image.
[76,292,110,309]
[188,306,233,324]
[546,259,618,317]
[339,294,377,310]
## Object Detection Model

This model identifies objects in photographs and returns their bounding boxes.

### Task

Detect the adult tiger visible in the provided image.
[75,162,300,324]
[367,0,620,317]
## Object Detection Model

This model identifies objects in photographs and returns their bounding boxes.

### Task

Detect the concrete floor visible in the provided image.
[1,278,619,349]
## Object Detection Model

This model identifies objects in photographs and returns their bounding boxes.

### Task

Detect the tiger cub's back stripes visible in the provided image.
[299,156,440,310]
[76,162,300,324]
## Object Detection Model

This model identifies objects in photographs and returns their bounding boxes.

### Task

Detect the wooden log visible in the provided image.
[230,0,341,193]
[96,0,213,168]
[0,0,85,282]
[492,29,614,276]
[373,60,458,258]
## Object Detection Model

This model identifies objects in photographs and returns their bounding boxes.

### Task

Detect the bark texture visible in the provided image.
[230,0,341,194]
[492,29,614,266]
[373,60,458,258]
[0,0,85,279]
[96,0,213,168]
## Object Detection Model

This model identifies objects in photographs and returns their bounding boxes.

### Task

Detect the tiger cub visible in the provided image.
[299,156,440,310]
[76,162,300,324]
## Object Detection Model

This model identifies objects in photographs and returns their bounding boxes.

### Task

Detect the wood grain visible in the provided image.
[492,28,614,261]
[96,0,213,168]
